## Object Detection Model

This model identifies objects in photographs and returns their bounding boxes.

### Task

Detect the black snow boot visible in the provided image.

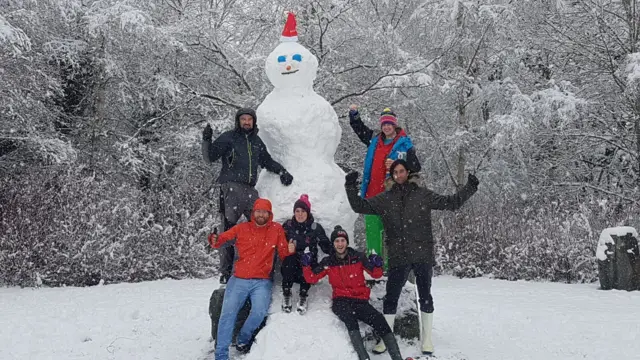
[347,330,371,360]
[296,293,308,315]
[282,288,292,313]
[235,342,251,354]
[382,332,403,360]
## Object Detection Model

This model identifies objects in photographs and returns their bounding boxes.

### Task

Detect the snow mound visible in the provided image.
[596,226,638,260]
[247,310,355,360]
[4,275,640,359]
[247,281,355,360]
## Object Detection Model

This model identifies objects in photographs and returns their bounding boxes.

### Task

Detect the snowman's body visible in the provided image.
[255,39,357,237]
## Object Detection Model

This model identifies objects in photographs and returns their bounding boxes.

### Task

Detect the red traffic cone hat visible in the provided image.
[281,12,298,42]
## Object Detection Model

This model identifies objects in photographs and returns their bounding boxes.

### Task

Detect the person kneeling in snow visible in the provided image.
[344,159,479,356]
[302,226,404,360]
[208,198,295,360]
[281,194,332,314]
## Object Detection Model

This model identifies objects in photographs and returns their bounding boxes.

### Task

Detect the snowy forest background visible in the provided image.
[2,0,640,287]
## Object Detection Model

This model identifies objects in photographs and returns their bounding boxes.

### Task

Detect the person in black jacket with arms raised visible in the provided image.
[344,159,479,356]
[202,107,294,285]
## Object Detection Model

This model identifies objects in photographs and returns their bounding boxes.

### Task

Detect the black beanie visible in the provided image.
[330,225,349,244]
[389,159,409,176]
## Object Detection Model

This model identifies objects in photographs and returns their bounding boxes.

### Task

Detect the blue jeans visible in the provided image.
[215,276,273,360]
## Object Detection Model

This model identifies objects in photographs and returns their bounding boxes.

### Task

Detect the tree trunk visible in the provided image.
[455,1,467,188]
[635,103,640,185]
[456,91,466,188]
[90,36,107,170]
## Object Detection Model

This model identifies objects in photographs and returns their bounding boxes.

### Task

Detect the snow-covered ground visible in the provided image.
[1,276,639,360]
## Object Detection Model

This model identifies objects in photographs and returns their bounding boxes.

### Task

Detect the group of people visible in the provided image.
[202,106,479,360]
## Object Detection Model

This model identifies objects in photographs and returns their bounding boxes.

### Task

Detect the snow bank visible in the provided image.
[3,276,640,359]
[596,226,638,261]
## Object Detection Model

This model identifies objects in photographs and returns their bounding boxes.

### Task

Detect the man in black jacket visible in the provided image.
[202,107,293,284]
[344,159,479,356]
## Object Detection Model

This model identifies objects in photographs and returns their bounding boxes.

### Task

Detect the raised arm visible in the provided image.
[405,147,422,174]
[429,174,479,211]
[202,126,231,163]
[359,252,384,279]
[345,172,379,215]
[348,109,374,146]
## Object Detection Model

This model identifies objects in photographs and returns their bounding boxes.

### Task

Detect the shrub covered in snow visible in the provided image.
[431,197,638,283]
[0,165,218,287]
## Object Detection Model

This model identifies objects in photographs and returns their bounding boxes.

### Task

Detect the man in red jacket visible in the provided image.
[208,198,294,360]
[302,226,404,360]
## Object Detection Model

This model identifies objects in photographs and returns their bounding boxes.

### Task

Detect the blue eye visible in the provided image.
[292,54,302,62]
[277,55,286,63]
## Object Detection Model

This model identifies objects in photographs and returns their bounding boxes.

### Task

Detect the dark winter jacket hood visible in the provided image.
[384,173,421,191]
[235,108,258,135]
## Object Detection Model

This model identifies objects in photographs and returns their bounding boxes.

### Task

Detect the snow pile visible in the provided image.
[255,14,357,236]
[0,279,214,360]
[247,281,355,360]
[247,279,418,360]
[3,276,640,359]
[596,226,638,261]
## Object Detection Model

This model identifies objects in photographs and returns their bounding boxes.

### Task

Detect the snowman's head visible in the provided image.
[265,42,318,90]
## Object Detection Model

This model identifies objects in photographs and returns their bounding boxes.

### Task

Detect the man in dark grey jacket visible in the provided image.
[344,159,479,356]
[202,107,293,284]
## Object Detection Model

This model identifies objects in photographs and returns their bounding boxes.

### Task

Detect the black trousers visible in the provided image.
[383,263,434,314]
[332,297,392,337]
[218,183,257,278]
[280,254,310,295]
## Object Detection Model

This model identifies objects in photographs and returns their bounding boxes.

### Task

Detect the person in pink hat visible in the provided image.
[280,194,331,314]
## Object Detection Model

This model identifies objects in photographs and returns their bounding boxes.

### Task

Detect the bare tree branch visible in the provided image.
[552,182,640,204]
[128,95,197,142]
[179,81,241,108]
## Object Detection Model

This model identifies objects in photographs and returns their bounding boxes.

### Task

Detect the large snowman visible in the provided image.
[255,13,357,238]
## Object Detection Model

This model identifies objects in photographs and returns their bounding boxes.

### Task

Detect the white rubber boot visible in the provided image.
[420,312,434,354]
[372,314,395,354]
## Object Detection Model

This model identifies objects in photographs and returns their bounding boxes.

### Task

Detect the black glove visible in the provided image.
[203,124,213,142]
[301,252,314,267]
[345,171,359,186]
[468,173,479,188]
[348,109,359,122]
[280,170,293,186]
